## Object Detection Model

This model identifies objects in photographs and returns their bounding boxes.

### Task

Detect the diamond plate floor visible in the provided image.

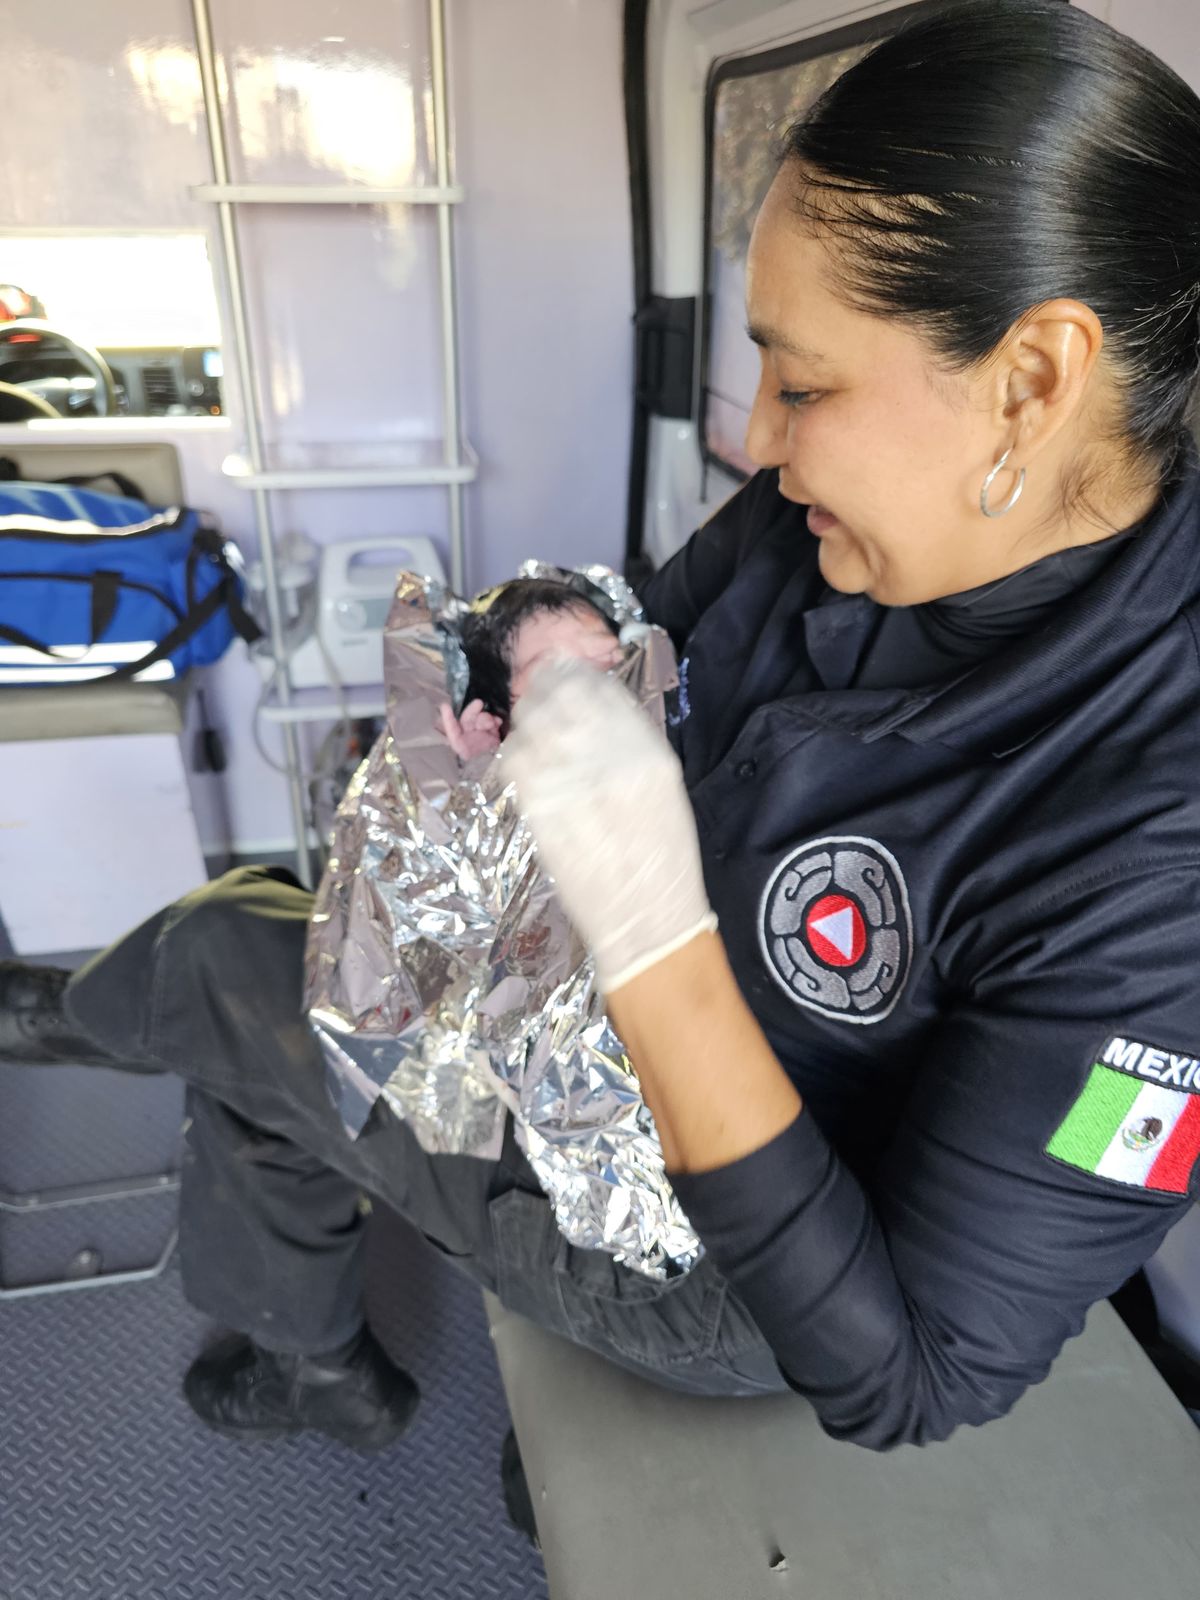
[0,1208,549,1600]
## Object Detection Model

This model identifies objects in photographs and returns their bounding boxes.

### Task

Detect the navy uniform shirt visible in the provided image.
[640,456,1200,1449]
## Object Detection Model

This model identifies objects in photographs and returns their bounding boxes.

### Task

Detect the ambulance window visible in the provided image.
[701,9,922,478]
[0,232,223,421]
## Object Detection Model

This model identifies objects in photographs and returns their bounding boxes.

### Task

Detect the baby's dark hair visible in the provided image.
[459,577,617,729]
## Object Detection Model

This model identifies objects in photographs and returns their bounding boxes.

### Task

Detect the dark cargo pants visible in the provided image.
[65,867,786,1398]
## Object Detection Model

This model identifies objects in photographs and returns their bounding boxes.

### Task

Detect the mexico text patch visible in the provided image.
[759,836,912,1025]
[1046,1037,1200,1194]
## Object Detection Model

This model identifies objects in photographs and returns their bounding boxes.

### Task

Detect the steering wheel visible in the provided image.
[0,381,60,422]
[0,320,118,418]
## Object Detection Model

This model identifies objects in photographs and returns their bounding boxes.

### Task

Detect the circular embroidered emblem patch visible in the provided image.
[759,836,912,1024]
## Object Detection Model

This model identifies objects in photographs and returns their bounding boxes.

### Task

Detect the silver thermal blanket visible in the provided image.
[305,564,701,1279]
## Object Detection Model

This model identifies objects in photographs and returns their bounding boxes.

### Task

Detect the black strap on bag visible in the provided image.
[105,582,230,681]
[106,527,261,681]
[189,524,262,644]
[56,469,148,501]
[109,555,262,681]
[0,570,131,660]
[0,618,74,657]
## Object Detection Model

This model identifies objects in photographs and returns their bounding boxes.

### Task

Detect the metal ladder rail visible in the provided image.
[187,0,468,882]
[189,0,311,881]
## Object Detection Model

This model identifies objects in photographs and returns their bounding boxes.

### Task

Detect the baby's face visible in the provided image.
[509,605,622,704]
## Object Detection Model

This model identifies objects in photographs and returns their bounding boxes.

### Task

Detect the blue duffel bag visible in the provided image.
[0,479,260,684]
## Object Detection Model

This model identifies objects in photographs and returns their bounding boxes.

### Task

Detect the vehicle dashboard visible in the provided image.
[0,342,224,418]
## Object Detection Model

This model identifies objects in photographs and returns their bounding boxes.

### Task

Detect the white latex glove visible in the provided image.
[503,657,718,993]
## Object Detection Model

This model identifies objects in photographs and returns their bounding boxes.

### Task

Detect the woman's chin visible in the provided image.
[816,537,873,596]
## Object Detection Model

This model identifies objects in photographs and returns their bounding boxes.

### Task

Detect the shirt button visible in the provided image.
[734,759,757,781]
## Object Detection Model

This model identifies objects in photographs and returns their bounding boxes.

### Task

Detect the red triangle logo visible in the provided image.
[805,894,867,968]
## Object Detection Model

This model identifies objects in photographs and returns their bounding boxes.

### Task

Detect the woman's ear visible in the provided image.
[991,299,1106,461]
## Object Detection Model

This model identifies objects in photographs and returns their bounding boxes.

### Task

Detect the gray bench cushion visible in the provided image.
[0,683,185,742]
[0,440,183,505]
[485,1293,1200,1600]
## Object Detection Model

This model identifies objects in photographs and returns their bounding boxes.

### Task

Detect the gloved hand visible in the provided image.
[503,657,718,993]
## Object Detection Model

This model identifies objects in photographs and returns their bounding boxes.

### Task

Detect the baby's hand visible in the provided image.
[438,699,502,761]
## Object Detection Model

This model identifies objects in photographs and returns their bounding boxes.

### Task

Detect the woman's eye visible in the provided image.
[778,388,821,409]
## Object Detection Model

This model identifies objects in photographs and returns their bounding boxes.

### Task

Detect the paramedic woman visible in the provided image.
[6,0,1200,1452]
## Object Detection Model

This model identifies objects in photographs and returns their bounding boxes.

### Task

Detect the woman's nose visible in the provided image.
[744,383,789,470]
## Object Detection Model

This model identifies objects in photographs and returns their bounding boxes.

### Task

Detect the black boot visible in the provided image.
[0,960,117,1067]
[183,1326,420,1454]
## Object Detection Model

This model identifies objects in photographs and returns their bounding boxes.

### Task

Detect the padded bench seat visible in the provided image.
[485,1293,1200,1600]
[0,681,186,742]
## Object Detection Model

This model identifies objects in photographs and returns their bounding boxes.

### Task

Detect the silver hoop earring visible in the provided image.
[980,447,1027,519]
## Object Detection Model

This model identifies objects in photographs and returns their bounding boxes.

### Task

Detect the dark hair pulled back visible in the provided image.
[784,0,1200,475]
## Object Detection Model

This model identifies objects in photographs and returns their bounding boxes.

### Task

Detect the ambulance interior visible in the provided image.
[1,2,1199,1597]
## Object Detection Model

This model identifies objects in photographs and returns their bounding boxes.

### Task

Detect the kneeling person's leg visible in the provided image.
[67,867,371,1342]
[68,866,419,1448]
[180,1080,417,1453]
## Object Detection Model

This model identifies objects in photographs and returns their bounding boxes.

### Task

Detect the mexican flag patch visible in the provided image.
[1046,1037,1200,1195]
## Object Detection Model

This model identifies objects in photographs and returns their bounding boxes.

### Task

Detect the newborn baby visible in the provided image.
[436,577,623,760]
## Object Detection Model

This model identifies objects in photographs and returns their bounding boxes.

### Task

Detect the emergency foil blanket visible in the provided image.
[304,563,702,1279]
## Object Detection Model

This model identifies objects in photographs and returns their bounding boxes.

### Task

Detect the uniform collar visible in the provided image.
[790,449,1200,759]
